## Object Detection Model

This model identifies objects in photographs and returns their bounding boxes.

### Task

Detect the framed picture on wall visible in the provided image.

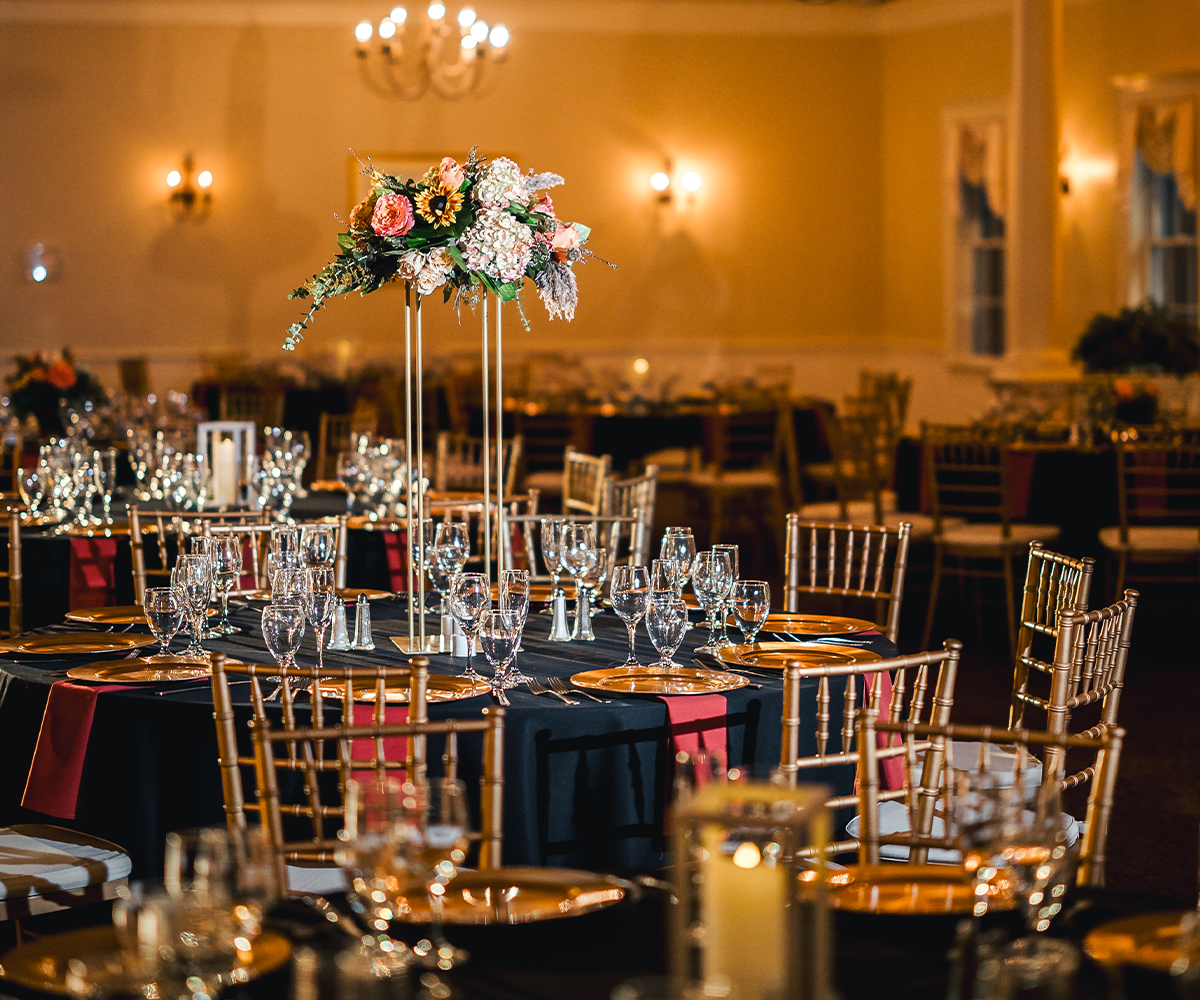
[346,151,520,216]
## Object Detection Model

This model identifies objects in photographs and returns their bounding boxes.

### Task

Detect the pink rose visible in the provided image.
[532,194,555,216]
[370,192,415,237]
[438,157,466,191]
[549,222,580,260]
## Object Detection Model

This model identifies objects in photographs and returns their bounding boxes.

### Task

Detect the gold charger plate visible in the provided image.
[317,672,490,703]
[0,925,290,997]
[491,582,556,603]
[716,641,882,671]
[803,864,1015,915]
[65,606,216,625]
[395,867,625,925]
[1083,910,1188,973]
[751,613,878,636]
[0,633,160,657]
[243,588,391,602]
[65,655,244,684]
[569,665,748,696]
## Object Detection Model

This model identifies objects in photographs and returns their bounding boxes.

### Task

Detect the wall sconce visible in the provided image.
[649,162,702,205]
[1059,148,1116,196]
[25,242,61,283]
[167,155,213,221]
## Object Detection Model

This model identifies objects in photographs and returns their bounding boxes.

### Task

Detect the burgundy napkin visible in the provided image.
[350,702,408,783]
[68,537,117,610]
[22,681,136,819]
[381,531,409,593]
[863,669,906,791]
[1008,452,1036,521]
[658,694,728,760]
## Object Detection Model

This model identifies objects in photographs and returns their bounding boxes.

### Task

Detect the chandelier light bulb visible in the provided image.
[166,170,182,188]
[31,265,48,283]
[650,172,670,192]
[461,34,477,49]
[470,19,488,40]
[681,171,702,192]
[427,3,446,20]
[355,20,373,42]
[197,170,213,188]
[488,24,508,47]
[391,6,408,22]
[379,17,396,38]
[457,7,476,27]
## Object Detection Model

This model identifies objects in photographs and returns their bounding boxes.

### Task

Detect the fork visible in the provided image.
[547,676,607,703]
[526,677,578,705]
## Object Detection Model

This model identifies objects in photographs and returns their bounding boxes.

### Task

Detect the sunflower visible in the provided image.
[414,181,464,227]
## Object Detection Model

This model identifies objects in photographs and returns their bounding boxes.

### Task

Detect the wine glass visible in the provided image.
[711,543,739,648]
[210,535,243,635]
[270,524,302,570]
[261,602,306,701]
[397,777,471,970]
[448,573,490,679]
[610,565,650,667]
[692,551,733,655]
[540,518,567,603]
[478,609,522,702]
[303,525,337,567]
[650,558,680,603]
[730,580,771,645]
[500,568,530,652]
[1000,783,1077,938]
[561,523,597,641]
[304,566,337,675]
[435,522,470,578]
[18,465,46,521]
[143,586,185,661]
[584,545,611,618]
[660,527,697,594]
[171,554,212,660]
[646,597,688,669]
[186,537,221,640]
[270,562,306,603]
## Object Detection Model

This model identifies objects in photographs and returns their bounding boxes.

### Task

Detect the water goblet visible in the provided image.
[586,545,611,617]
[692,551,733,654]
[270,524,301,569]
[499,568,529,652]
[302,525,337,567]
[610,564,650,667]
[304,566,337,675]
[539,517,567,612]
[478,609,522,702]
[646,597,688,669]
[711,543,739,647]
[562,524,598,641]
[172,554,212,660]
[650,557,680,603]
[1000,782,1078,938]
[261,602,306,700]
[210,534,243,635]
[270,561,306,603]
[660,527,697,594]
[143,586,185,661]
[448,572,490,679]
[730,580,771,644]
[434,522,470,578]
[186,537,221,640]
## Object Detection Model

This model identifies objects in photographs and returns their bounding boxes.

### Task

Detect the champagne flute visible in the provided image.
[646,597,688,669]
[660,527,697,594]
[610,565,650,667]
[731,580,771,645]
[172,555,212,660]
[210,535,243,635]
[448,572,490,679]
[711,543,739,647]
[187,536,221,640]
[304,566,337,675]
[143,586,185,661]
[692,551,733,654]
[539,517,566,611]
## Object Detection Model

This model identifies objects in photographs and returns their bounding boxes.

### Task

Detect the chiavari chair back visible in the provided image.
[602,465,658,565]
[857,715,1124,887]
[206,515,349,590]
[784,516,912,644]
[501,511,644,579]
[858,370,912,444]
[0,427,22,498]
[1,508,22,637]
[779,639,962,859]
[219,388,285,427]
[128,503,175,605]
[562,448,611,516]
[435,431,523,498]
[315,412,354,482]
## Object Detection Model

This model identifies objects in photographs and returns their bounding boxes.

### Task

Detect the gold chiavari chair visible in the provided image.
[778,639,962,858]
[602,465,658,567]
[2,507,22,637]
[206,516,349,591]
[919,423,1062,657]
[315,412,354,482]
[501,511,645,580]
[857,715,1124,887]
[1098,436,1200,596]
[562,447,611,517]
[219,388,285,427]
[128,503,174,605]
[434,431,524,498]
[784,516,912,645]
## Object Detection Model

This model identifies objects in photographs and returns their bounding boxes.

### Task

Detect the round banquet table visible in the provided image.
[0,600,896,880]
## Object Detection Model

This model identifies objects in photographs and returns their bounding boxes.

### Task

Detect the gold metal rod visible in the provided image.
[416,293,426,650]
[404,283,415,646]
[481,295,491,581]
[495,293,504,577]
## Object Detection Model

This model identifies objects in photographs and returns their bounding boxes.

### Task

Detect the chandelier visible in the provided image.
[355,4,509,100]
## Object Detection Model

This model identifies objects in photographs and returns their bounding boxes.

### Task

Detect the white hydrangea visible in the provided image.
[458,208,535,283]
[472,157,529,209]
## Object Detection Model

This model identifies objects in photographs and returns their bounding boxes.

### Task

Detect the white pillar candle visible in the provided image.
[214,435,237,508]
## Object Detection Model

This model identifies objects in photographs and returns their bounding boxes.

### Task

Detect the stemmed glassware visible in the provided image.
[210,535,243,635]
[143,586,185,661]
[646,597,688,669]
[562,524,598,641]
[172,554,213,660]
[692,551,734,654]
[478,609,523,703]
[711,543,739,648]
[540,518,567,609]
[610,565,650,667]
[583,545,610,618]
[730,580,771,644]
[261,602,306,700]
[499,568,530,653]
[435,522,470,580]
[650,558,680,603]
[304,567,337,675]
[186,537,221,640]
[660,527,697,595]
[448,572,490,679]
[302,525,337,568]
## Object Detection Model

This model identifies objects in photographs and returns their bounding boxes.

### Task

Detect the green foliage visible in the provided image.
[1073,303,1200,374]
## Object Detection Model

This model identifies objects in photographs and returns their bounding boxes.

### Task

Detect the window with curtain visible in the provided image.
[952,119,1006,358]
[1128,100,1198,323]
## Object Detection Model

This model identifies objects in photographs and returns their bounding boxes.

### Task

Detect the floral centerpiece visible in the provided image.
[284,149,606,349]
[5,349,107,435]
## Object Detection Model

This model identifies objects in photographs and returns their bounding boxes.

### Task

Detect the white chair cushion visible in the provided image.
[1098,525,1200,555]
[950,741,1043,794]
[845,800,1079,864]
[0,825,131,900]
[286,864,348,896]
[938,523,1061,549]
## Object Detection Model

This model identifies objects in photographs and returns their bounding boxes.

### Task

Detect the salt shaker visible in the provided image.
[351,593,375,651]
[327,598,352,651]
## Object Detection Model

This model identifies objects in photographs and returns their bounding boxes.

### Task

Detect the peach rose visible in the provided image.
[46,361,77,390]
[532,194,555,216]
[370,192,415,238]
[438,157,466,191]
[549,222,581,260]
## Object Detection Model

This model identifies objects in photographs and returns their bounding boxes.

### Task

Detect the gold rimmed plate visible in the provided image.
[395,867,625,925]
[801,864,1015,915]
[569,665,748,696]
[716,641,882,671]
[750,613,878,636]
[0,633,160,657]
[1083,910,1188,973]
[0,926,290,997]
[317,673,490,703]
[65,655,244,684]
[65,606,216,625]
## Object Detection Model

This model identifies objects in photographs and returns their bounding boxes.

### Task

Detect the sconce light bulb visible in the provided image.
[379,17,396,38]
[391,6,408,23]
[461,34,477,50]
[197,170,213,189]
[457,7,476,27]
[470,19,488,40]
[488,24,508,47]
[166,170,182,188]
[31,265,47,283]
[355,20,373,42]
[650,172,670,192]
[681,171,702,192]
[427,3,446,20]
[633,357,650,375]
